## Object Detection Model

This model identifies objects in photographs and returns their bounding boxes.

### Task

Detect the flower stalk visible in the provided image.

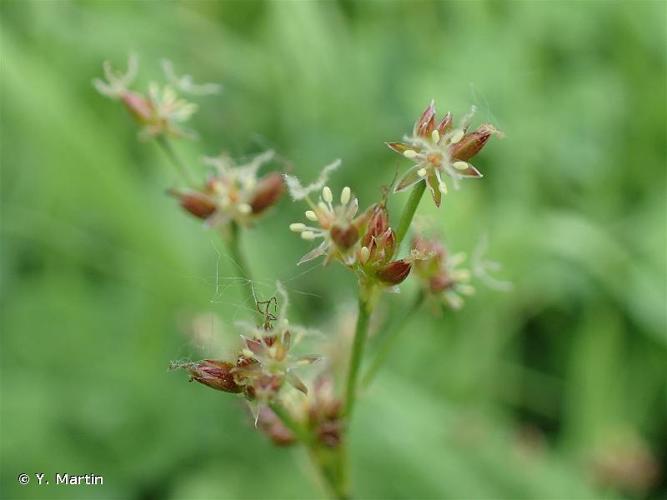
[344,294,372,418]
[225,221,257,313]
[156,135,195,186]
[394,181,426,250]
[362,291,424,388]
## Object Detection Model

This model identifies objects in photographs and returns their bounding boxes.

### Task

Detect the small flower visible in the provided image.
[93,54,139,98]
[173,284,319,404]
[170,150,283,227]
[357,204,411,286]
[412,236,475,310]
[289,180,368,266]
[387,100,501,207]
[94,55,201,140]
[306,375,343,448]
[140,83,199,140]
[256,406,297,446]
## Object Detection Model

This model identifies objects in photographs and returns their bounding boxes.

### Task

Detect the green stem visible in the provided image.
[309,444,349,500]
[155,135,195,186]
[270,403,348,499]
[344,294,372,418]
[225,221,257,313]
[362,291,424,388]
[394,180,427,250]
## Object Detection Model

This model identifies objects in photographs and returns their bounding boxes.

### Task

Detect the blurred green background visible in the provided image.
[1,1,666,499]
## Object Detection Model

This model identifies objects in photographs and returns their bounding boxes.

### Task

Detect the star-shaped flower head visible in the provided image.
[411,234,511,310]
[94,55,205,140]
[171,283,320,405]
[412,236,475,310]
[169,150,284,228]
[286,160,372,266]
[387,100,501,206]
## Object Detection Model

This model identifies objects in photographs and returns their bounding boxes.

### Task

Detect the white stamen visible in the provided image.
[340,186,351,205]
[238,203,252,214]
[290,223,306,232]
[322,186,333,203]
[318,201,331,214]
[305,210,318,221]
[450,129,464,144]
[403,149,418,159]
[243,177,257,191]
[431,129,440,143]
[359,246,370,264]
[452,161,469,171]
[301,231,316,240]
[417,168,427,177]
[452,269,471,281]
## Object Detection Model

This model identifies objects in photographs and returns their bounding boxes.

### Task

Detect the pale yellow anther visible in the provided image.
[359,246,370,264]
[318,201,330,214]
[305,210,318,221]
[431,129,440,144]
[243,177,257,191]
[417,168,427,177]
[322,186,333,203]
[452,161,469,171]
[290,223,306,232]
[450,129,464,144]
[403,149,418,159]
[340,186,351,205]
[301,231,316,240]
[238,203,252,214]
[242,348,255,358]
[453,269,471,281]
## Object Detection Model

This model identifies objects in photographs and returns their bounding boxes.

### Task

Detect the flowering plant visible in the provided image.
[96,56,507,498]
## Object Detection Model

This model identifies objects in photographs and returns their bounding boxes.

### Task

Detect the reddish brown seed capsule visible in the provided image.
[121,91,153,123]
[169,189,217,219]
[187,360,243,393]
[449,124,495,161]
[362,204,389,247]
[250,172,284,214]
[377,259,411,285]
[257,407,296,446]
[330,224,359,250]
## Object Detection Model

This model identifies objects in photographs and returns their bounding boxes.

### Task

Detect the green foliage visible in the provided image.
[1,1,665,498]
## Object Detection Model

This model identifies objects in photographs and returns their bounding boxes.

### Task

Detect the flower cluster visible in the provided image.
[288,180,411,288]
[94,55,217,140]
[256,375,343,448]
[387,100,501,206]
[357,204,412,286]
[169,150,284,227]
[172,286,319,404]
[412,235,475,309]
[289,182,366,266]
